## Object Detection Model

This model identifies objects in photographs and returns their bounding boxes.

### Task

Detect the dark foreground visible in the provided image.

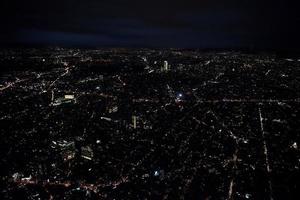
[0,49,299,199]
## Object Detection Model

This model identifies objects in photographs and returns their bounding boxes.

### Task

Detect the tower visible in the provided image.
[163,61,169,71]
[132,115,137,129]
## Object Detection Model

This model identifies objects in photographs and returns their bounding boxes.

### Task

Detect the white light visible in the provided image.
[292,142,298,149]
[64,95,74,99]
[154,171,159,176]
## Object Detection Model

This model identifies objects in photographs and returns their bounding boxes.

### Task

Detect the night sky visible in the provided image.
[1,0,300,50]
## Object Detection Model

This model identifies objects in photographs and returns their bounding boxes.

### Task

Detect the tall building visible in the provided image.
[132,115,137,129]
[164,61,169,71]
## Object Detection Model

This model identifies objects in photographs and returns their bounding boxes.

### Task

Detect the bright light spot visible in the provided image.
[292,142,298,149]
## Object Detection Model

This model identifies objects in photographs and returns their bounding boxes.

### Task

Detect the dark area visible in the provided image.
[0,48,299,199]
[1,1,300,51]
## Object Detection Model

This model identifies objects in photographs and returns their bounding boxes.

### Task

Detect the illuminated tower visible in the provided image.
[164,61,169,71]
[132,115,137,129]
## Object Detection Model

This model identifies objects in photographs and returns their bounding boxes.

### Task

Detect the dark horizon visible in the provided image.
[1,0,300,52]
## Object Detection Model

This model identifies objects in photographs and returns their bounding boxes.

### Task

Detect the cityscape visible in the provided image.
[0,48,299,199]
